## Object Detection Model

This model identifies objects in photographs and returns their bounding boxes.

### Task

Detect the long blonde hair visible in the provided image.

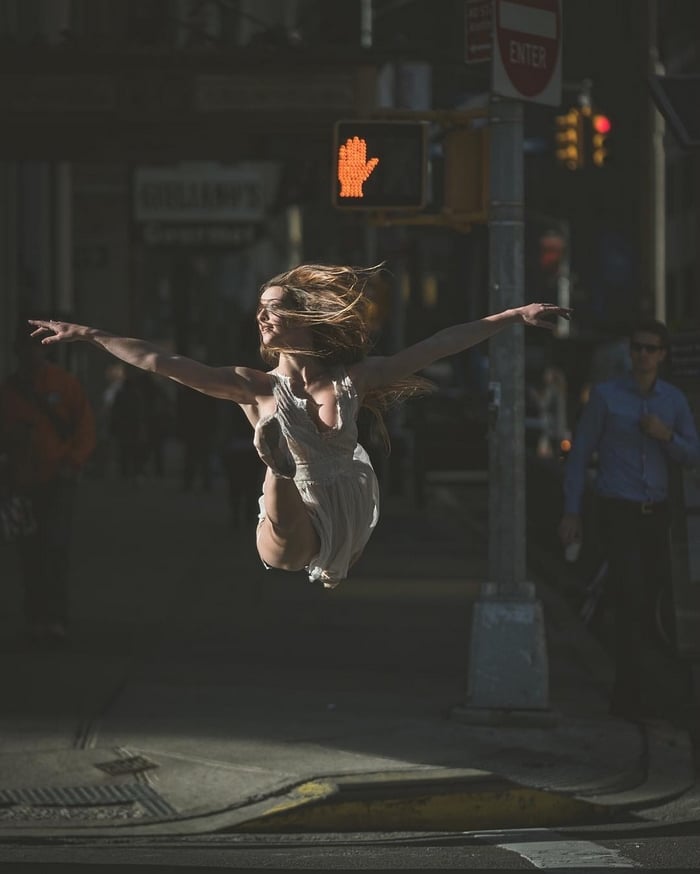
[258,263,433,448]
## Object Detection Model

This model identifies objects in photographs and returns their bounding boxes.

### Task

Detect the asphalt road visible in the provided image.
[2,821,700,870]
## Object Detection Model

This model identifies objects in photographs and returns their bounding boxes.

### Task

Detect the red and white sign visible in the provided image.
[492,0,562,105]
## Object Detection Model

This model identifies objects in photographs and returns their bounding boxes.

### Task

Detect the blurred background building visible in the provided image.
[0,0,698,483]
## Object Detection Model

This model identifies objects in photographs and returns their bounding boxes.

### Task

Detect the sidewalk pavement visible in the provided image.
[0,462,696,836]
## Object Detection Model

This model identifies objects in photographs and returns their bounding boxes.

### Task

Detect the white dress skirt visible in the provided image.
[253,367,380,588]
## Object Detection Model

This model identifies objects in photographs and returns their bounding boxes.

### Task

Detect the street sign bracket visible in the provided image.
[367,209,485,233]
[366,108,488,126]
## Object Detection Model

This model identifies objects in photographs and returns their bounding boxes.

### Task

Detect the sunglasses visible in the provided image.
[630,342,664,353]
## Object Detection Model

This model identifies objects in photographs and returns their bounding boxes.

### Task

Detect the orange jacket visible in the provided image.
[0,362,96,487]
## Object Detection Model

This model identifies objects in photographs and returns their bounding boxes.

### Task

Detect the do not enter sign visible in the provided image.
[492,0,562,105]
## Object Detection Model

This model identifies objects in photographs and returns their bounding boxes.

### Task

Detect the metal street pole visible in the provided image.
[647,0,666,323]
[453,95,552,725]
[487,96,526,592]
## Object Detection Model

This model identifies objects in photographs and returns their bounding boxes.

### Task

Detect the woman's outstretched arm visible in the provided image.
[353,303,571,391]
[27,319,259,404]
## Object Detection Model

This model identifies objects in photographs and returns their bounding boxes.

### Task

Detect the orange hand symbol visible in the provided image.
[338,136,379,198]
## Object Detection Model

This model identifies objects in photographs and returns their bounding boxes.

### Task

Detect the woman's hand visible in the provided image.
[28,319,89,345]
[514,303,572,330]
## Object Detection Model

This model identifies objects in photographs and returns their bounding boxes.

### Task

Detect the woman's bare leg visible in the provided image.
[256,469,320,571]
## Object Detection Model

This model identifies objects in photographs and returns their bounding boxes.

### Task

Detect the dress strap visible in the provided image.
[267,370,287,399]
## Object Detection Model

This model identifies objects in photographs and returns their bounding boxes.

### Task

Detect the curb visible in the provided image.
[224,770,617,834]
[581,720,695,811]
[228,722,696,833]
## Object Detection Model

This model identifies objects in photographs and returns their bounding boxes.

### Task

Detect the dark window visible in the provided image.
[666,272,677,320]
[666,159,676,215]
[683,263,696,318]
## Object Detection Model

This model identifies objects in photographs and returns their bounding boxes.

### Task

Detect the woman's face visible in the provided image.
[256,286,289,346]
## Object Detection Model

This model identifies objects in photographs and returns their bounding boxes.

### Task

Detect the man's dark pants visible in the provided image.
[598,496,686,716]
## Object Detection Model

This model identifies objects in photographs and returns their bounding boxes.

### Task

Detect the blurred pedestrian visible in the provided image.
[30,263,569,589]
[0,328,95,646]
[558,318,700,720]
[93,361,125,478]
[143,374,172,478]
[529,365,569,459]
[177,385,217,492]
[221,405,263,527]
[111,369,170,482]
[110,367,150,483]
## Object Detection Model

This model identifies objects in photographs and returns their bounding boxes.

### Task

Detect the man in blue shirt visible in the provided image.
[559,319,700,720]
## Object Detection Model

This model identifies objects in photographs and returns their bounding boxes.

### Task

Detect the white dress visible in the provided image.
[253,367,380,588]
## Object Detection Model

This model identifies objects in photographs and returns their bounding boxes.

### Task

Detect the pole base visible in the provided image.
[450,704,559,728]
[464,593,550,710]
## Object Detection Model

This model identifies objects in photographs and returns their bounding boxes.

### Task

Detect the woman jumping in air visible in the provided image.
[29,263,570,589]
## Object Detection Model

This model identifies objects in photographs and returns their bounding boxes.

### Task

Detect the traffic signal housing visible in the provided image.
[332,120,428,210]
[590,113,611,166]
[442,124,489,221]
[554,108,583,170]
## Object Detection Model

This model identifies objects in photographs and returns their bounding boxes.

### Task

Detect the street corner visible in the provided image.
[578,719,696,813]
[223,768,616,834]
[0,747,298,837]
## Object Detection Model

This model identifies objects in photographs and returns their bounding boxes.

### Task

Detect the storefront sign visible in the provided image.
[134,164,270,223]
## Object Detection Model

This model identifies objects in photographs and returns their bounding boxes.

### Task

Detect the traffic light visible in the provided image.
[332,120,428,210]
[590,113,611,166]
[554,108,583,170]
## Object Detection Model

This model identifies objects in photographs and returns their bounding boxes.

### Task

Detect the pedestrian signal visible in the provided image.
[332,120,428,209]
[554,108,583,170]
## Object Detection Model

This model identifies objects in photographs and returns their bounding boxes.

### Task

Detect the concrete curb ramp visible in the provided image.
[229,723,695,834]
[226,770,616,834]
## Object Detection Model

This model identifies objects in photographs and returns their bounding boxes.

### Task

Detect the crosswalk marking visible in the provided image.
[497,839,639,868]
[470,829,640,869]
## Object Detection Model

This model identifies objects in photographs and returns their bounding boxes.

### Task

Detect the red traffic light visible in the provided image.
[592,114,611,134]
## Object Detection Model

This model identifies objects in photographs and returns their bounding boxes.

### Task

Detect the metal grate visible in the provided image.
[0,783,176,818]
[94,755,159,776]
